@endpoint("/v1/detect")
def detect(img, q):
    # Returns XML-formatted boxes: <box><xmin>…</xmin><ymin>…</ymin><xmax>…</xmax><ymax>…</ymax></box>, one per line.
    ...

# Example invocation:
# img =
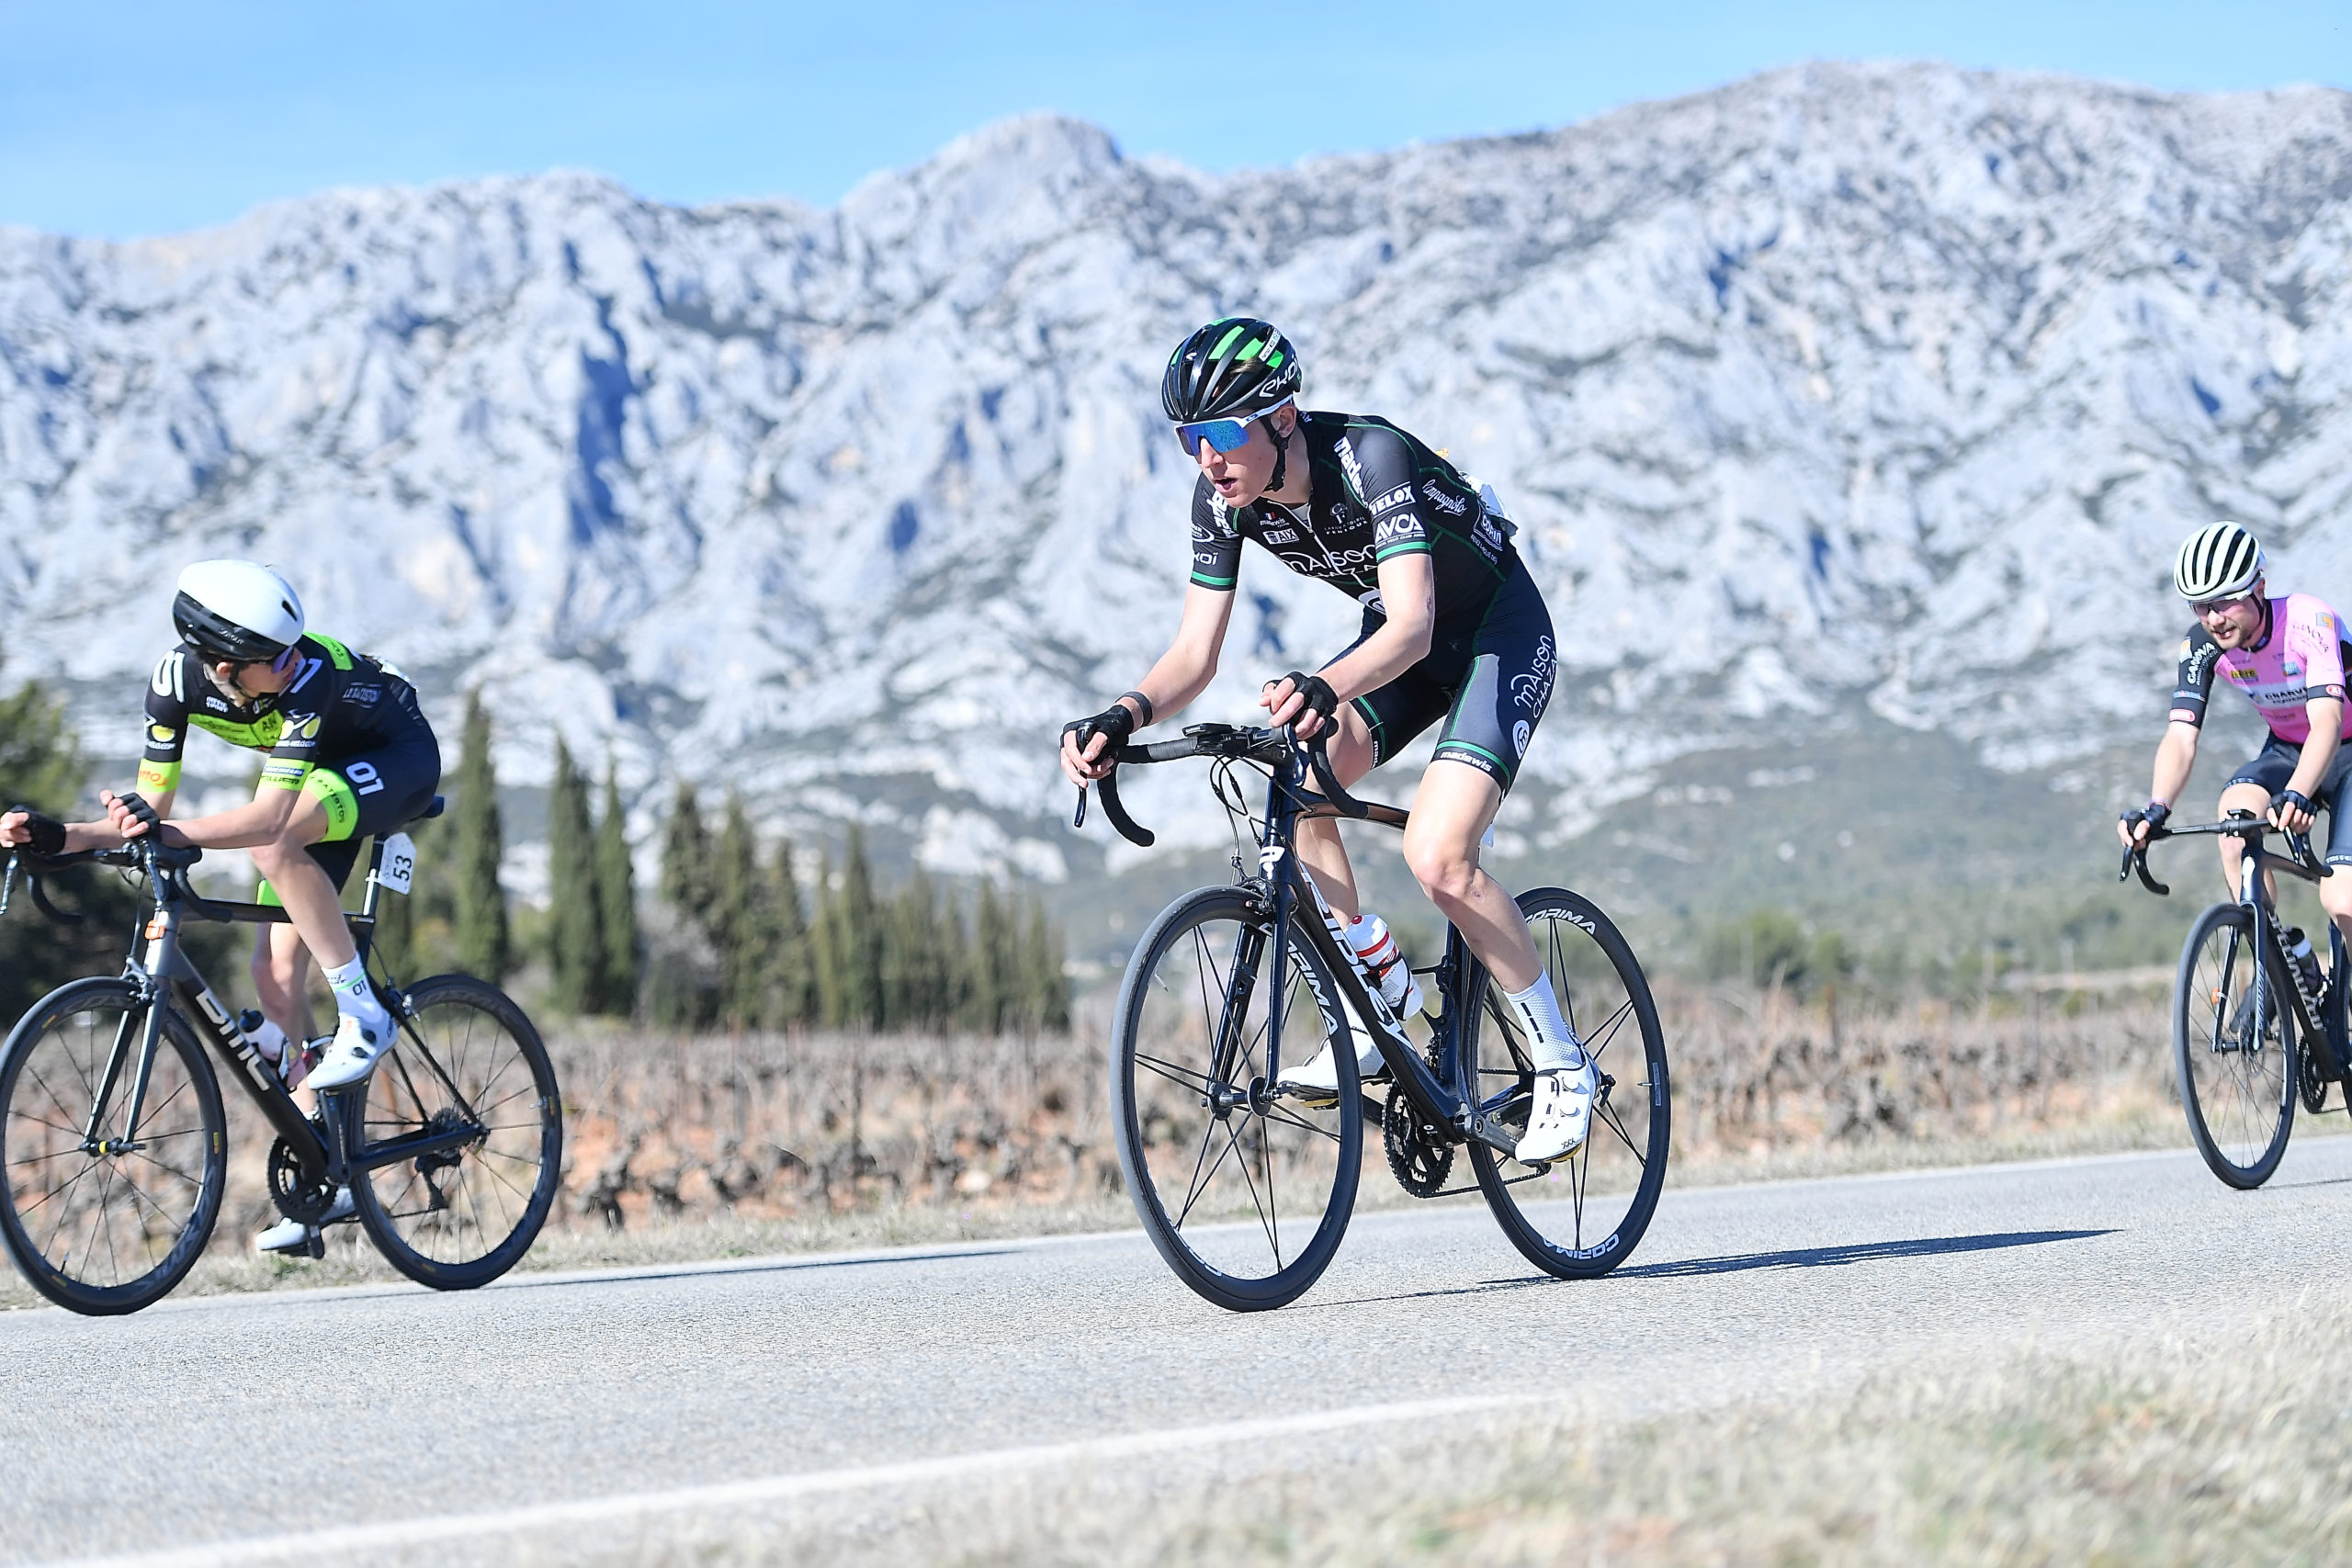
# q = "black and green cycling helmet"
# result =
<box><xmin>1161</xmin><ymin>318</ymin><xmax>1302</xmax><ymax>425</ymax></box>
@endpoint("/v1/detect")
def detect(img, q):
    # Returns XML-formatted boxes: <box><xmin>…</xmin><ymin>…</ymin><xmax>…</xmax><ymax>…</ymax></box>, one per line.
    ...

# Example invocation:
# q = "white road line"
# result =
<box><xmin>35</xmin><ymin>1393</ymin><xmax>1556</xmax><ymax>1568</ymax></box>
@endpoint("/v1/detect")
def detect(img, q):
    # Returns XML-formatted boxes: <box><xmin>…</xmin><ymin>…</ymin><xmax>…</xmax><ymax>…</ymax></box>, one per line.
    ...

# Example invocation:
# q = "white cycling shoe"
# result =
<box><xmin>1275</xmin><ymin>1027</ymin><xmax>1388</xmax><ymax>1104</ymax></box>
<box><xmin>305</xmin><ymin>1011</ymin><xmax>393</xmax><ymax>1091</ymax></box>
<box><xmin>255</xmin><ymin>1187</ymin><xmax>355</xmax><ymax>1255</ymax></box>
<box><xmin>1517</xmin><ymin>1057</ymin><xmax>1600</xmax><ymax>1164</ymax></box>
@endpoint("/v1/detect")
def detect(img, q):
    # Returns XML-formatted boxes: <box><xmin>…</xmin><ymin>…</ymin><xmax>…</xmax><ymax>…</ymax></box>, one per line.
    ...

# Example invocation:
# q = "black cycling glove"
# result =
<box><xmin>2277</xmin><ymin>789</ymin><xmax>2316</xmax><ymax>821</ymax></box>
<box><xmin>7</xmin><ymin>806</ymin><xmax>64</xmax><ymax>858</ymax></box>
<box><xmin>1275</xmin><ymin>671</ymin><xmax>1340</xmax><ymax>726</ymax></box>
<box><xmin>1062</xmin><ymin>703</ymin><xmax>1136</xmax><ymax>760</ymax></box>
<box><xmin>115</xmin><ymin>792</ymin><xmax>161</xmax><ymax>836</ymax></box>
<box><xmin>2120</xmin><ymin>801</ymin><xmax>2170</xmax><ymax>837</ymax></box>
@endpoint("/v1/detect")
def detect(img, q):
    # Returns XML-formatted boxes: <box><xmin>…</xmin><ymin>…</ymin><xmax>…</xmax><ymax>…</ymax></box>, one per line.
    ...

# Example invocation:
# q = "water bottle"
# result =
<box><xmin>2286</xmin><ymin>927</ymin><xmax>2324</xmax><ymax>1000</ymax></box>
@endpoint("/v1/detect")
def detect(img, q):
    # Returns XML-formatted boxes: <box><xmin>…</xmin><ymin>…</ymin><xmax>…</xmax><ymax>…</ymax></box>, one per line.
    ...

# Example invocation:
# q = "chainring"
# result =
<box><xmin>2301</xmin><ymin>1043</ymin><xmax>2333</xmax><ymax>1115</ymax></box>
<box><xmin>267</xmin><ymin>1135</ymin><xmax>339</xmax><ymax>1225</ymax></box>
<box><xmin>1383</xmin><ymin>1081</ymin><xmax>1453</xmax><ymax>1198</ymax></box>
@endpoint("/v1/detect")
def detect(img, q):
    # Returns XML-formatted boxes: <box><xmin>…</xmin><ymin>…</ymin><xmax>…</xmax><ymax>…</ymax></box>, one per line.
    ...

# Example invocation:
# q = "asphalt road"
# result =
<box><xmin>6</xmin><ymin>1136</ymin><xmax>2351</xmax><ymax>1567</ymax></box>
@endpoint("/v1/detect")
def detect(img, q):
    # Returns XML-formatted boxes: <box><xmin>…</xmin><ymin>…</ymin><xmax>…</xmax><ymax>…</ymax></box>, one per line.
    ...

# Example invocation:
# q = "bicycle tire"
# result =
<box><xmin>0</xmin><ymin>978</ymin><xmax>226</xmax><ymax>1315</ymax></box>
<box><xmin>2175</xmin><ymin>903</ymin><xmax>2296</xmax><ymax>1188</ymax></box>
<box><xmin>1110</xmin><ymin>885</ymin><xmax>1363</xmax><ymax>1312</ymax></box>
<box><xmin>1465</xmin><ymin>888</ymin><xmax>1669</xmax><ymax>1279</ymax></box>
<box><xmin>347</xmin><ymin>974</ymin><xmax>562</xmax><ymax>1289</ymax></box>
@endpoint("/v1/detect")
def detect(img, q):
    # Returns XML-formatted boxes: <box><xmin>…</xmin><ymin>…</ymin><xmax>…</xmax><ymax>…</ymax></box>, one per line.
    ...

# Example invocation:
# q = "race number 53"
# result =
<box><xmin>379</xmin><ymin>832</ymin><xmax>416</xmax><ymax>895</ymax></box>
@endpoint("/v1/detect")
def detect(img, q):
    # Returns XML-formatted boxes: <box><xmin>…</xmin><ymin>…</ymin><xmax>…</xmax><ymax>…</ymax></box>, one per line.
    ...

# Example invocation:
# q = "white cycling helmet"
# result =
<box><xmin>171</xmin><ymin>560</ymin><xmax>305</xmax><ymax>663</ymax></box>
<box><xmin>2174</xmin><ymin>521</ymin><xmax>2266</xmax><ymax>602</ymax></box>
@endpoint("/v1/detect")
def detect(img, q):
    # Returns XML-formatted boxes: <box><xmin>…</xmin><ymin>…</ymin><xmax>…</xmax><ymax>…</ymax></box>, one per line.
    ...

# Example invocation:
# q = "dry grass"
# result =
<box><xmin>565</xmin><ymin>1292</ymin><xmax>2352</xmax><ymax>1568</ymax></box>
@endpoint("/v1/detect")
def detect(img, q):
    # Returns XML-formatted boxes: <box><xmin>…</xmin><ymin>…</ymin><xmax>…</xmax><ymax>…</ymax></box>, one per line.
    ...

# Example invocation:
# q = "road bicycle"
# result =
<box><xmin>0</xmin><ymin>799</ymin><xmax>563</xmax><ymax>1314</ymax></box>
<box><xmin>1077</xmin><ymin>722</ymin><xmax>1669</xmax><ymax>1312</ymax></box>
<box><xmin>2123</xmin><ymin>810</ymin><xmax>2351</xmax><ymax>1188</ymax></box>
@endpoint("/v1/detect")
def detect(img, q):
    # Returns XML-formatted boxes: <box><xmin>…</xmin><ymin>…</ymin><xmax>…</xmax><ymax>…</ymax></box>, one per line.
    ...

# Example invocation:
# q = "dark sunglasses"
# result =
<box><xmin>1174</xmin><ymin>395</ymin><xmax>1294</xmax><ymax>458</ymax></box>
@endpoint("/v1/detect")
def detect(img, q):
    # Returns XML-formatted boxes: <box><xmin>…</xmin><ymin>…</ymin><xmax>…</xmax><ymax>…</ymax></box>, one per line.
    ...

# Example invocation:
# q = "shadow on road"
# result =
<box><xmin>1620</xmin><ymin>1228</ymin><xmax>2115</xmax><ymax>1279</ymax></box>
<box><xmin>1305</xmin><ymin>1229</ymin><xmax>2118</xmax><ymax>1310</ymax></box>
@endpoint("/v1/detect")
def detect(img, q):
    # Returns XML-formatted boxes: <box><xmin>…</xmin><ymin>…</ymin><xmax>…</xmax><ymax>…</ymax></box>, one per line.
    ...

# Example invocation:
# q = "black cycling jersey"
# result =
<box><xmin>1188</xmin><ymin>412</ymin><xmax>1518</xmax><ymax>623</ymax></box>
<box><xmin>140</xmin><ymin>633</ymin><xmax>439</xmax><ymax>891</ymax></box>
<box><xmin>140</xmin><ymin>633</ymin><xmax>430</xmax><ymax>796</ymax></box>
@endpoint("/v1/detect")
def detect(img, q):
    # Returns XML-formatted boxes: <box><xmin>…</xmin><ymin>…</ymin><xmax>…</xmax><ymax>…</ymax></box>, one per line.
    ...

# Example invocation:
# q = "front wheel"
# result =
<box><xmin>1465</xmin><ymin>888</ymin><xmax>1670</xmax><ymax>1278</ymax></box>
<box><xmin>347</xmin><ymin>974</ymin><xmax>563</xmax><ymax>1289</ymax></box>
<box><xmin>0</xmin><ymin>979</ymin><xmax>226</xmax><ymax>1314</ymax></box>
<box><xmin>2175</xmin><ymin>903</ymin><xmax>2295</xmax><ymax>1188</ymax></box>
<box><xmin>1110</xmin><ymin>886</ymin><xmax>1363</xmax><ymax>1312</ymax></box>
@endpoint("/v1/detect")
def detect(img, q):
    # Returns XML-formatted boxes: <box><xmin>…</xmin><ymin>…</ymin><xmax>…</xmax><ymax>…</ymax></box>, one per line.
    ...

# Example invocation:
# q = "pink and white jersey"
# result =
<box><xmin>2172</xmin><ymin>592</ymin><xmax>2352</xmax><ymax>745</ymax></box>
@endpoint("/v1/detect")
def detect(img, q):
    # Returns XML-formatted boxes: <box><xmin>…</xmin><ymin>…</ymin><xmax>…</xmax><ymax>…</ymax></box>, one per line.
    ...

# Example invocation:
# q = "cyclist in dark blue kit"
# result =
<box><xmin>1060</xmin><ymin>319</ymin><xmax>1596</xmax><ymax>1161</ymax></box>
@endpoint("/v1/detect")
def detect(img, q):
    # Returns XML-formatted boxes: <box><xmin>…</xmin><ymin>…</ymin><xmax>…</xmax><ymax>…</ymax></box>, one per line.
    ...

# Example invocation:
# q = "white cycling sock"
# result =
<box><xmin>322</xmin><ymin>956</ymin><xmax>388</xmax><ymax>1031</ymax></box>
<box><xmin>1504</xmin><ymin>973</ymin><xmax>1585</xmax><ymax>1072</ymax></box>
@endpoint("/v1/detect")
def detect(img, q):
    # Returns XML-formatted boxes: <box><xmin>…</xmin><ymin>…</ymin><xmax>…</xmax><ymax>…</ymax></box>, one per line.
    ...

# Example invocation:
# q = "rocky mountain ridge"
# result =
<box><xmin>3</xmin><ymin>61</ymin><xmax>2347</xmax><ymax>878</ymax></box>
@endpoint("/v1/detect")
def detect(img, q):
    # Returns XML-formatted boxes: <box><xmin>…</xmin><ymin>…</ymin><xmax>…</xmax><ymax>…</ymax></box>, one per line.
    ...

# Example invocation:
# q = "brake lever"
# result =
<box><xmin>1072</xmin><ymin>785</ymin><xmax>1089</xmax><ymax>830</ymax></box>
<box><xmin>1</xmin><ymin>853</ymin><xmax>15</xmax><ymax>919</ymax></box>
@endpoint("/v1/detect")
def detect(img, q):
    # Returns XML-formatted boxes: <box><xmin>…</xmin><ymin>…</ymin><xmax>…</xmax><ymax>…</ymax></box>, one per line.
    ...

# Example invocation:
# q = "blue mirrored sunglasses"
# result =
<box><xmin>1174</xmin><ymin>395</ymin><xmax>1294</xmax><ymax>457</ymax></box>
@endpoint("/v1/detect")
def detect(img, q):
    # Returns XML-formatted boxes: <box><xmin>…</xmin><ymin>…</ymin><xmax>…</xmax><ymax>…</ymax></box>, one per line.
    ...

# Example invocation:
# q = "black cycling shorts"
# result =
<box><xmin>258</xmin><ymin>725</ymin><xmax>443</xmax><ymax>899</ymax></box>
<box><xmin>2225</xmin><ymin>735</ymin><xmax>2352</xmax><ymax>867</ymax></box>
<box><xmin>1325</xmin><ymin>559</ymin><xmax>1555</xmax><ymax>793</ymax></box>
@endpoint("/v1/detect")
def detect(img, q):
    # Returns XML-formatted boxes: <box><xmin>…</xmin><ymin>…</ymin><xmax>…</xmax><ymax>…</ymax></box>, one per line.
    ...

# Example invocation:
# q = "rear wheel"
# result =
<box><xmin>1111</xmin><ymin>886</ymin><xmax>1362</xmax><ymax>1312</ymax></box>
<box><xmin>0</xmin><ymin>979</ymin><xmax>225</xmax><ymax>1314</ymax></box>
<box><xmin>347</xmin><ymin>975</ymin><xmax>562</xmax><ymax>1288</ymax></box>
<box><xmin>2175</xmin><ymin>903</ymin><xmax>2295</xmax><ymax>1188</ymax></box>
<box><xmin>1465</xmin><ymin>889</ymin><xmax>1669</xmax><ymax>1278</ymax></box>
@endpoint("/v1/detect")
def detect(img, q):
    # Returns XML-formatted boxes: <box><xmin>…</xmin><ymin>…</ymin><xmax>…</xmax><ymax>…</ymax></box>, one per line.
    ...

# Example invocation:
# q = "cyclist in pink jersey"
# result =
<box><xmin>2120</xmin><ymin>522</ymin><xmax>2352</xmax><ymax>944</ymax></box>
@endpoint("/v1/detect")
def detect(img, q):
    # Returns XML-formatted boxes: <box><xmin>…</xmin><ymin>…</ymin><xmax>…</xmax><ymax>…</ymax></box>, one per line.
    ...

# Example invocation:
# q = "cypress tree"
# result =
<box><xmin>452</xmin><ymin>690</ymin><xmax>511</xmax><ymax>982</ymax></box>
<box><xmin>594</xmin><ymin>761</ymin><xmax>639</xmax><ymax>1016</ymax></box>
<box><xmin>1024</xmin><ymin>895</ymin><xmax>1070</xmax><ymax>1032</ymax></box>
<box><xmin>967</xmin><ymin>880</ymin><xmax>1015</xmax><ymax>1034</ymax></box>
<box><xmin>839</xmin><ymin>827</ymin><xmax>884</xmax><ymax>1030</ymax></box>
<box><xmin>938</xmin><ymin>888</ymin><xmax>975</xmax><ymax>1032</ymax></box>
<box><xmin>0</xmin><ymin>673</ymin><xmax>145</xmax><ymax>1021</ymax></box>
<box><xmin>882</xmin><ymin>872</ymin><xmax>945</xmax><ymax>1032</ymax></box>
<box><xmin>767</xmin><ymin>839</ymin><xmax>817</xmax><ymax>1028</ymax></box>
<box><xmin>709</xmin><ymin>793</ymin><xmax>769</xmax><ymax>1029</ymax></box>
<box><xmin>545</xmin><ymin>738</ymin><xmax>605</xmax><ymax>1014</ymax></box>
<box><xmin>811</xmin><ymin>851</ymin><xmax>842</xmax><ymax>1026</ymax></box>
<box><xmin>658</xmin><ymin>778</ymin><xmax>714</xmax><ymax>928</ymax></box>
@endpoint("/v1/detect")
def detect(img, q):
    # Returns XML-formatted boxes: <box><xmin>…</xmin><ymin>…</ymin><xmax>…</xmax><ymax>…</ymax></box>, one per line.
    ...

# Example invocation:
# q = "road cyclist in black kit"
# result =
<box><xmin>1059</xmin><ymin>318</ymin><xmax>1594</xmax><ymax>1163</ymax></box>
<box><xmin>0</xmin><ymin>559</ymin><xmax>441</xmax><ymax>1253</ymax></box>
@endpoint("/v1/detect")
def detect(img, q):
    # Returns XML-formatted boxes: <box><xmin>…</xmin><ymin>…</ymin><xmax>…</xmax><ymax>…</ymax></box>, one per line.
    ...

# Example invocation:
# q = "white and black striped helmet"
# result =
<box><xmin>172</xmin><ymin>559</ymin><xmax>305</xmax><ymax>662</ymax></box>
<box><xmin>2174</xmin><ymin>522</ymin><xmax>2266</xmax><ymax>602</ymax></box>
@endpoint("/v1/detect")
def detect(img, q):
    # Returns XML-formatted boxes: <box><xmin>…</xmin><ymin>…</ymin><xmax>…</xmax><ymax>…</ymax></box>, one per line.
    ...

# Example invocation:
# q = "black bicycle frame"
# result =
<box><xmin>2134</xmin><ymin>814</ymin><xmax>2351</xmax><ymax>1081</ymax></box>
<box><xmin>31</xmin><ymin>829</ymin><xmax>478</xmax><ymax>1187</ymax></box>
<box><xmin>1251</xmin><ymin>747</ymin><xmax>1522</xmax><ymax>1158</ymax></box>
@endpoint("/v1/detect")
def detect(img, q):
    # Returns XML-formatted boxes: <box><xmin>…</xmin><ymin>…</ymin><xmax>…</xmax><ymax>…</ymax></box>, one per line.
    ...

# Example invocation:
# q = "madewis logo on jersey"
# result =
<box><xmin>1336</xmin><ymin>435</ymin><xmax>1366</xmax><ymax>497</ymax></box>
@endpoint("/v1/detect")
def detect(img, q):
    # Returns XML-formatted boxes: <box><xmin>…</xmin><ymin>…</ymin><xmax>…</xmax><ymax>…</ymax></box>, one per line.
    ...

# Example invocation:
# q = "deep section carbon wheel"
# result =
<box><xmin>2175</xmin><ymin>904</ymin><xmax>2295</xmax><ymax>1188</ymax></box>
<box><xmin>1465</xmin><ymin>888</ymin><xmax>1669</xmax><ymax>1279</ymax></box>
<box><xmin>1110</xmin><ymin>886</ymin><xmax>1363</xmax><ymax>1312</ymax></box>
<box><xmin>0</xmin><ymin>978</ymin><xmax>225</xmax><ymax>1314</ymax></box>
<box><xmin>347</xmin><ymin>974</ymin><xmax>562</xmax><ymax>1289</ymax></box>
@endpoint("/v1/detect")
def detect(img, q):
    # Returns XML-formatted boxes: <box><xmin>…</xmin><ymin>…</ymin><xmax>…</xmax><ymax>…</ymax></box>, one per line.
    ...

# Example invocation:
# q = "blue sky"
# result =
<box><xmin>4</xmin><ymin>0</ymin><xmax>2347</xmax><ymax>239</ymax></box>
